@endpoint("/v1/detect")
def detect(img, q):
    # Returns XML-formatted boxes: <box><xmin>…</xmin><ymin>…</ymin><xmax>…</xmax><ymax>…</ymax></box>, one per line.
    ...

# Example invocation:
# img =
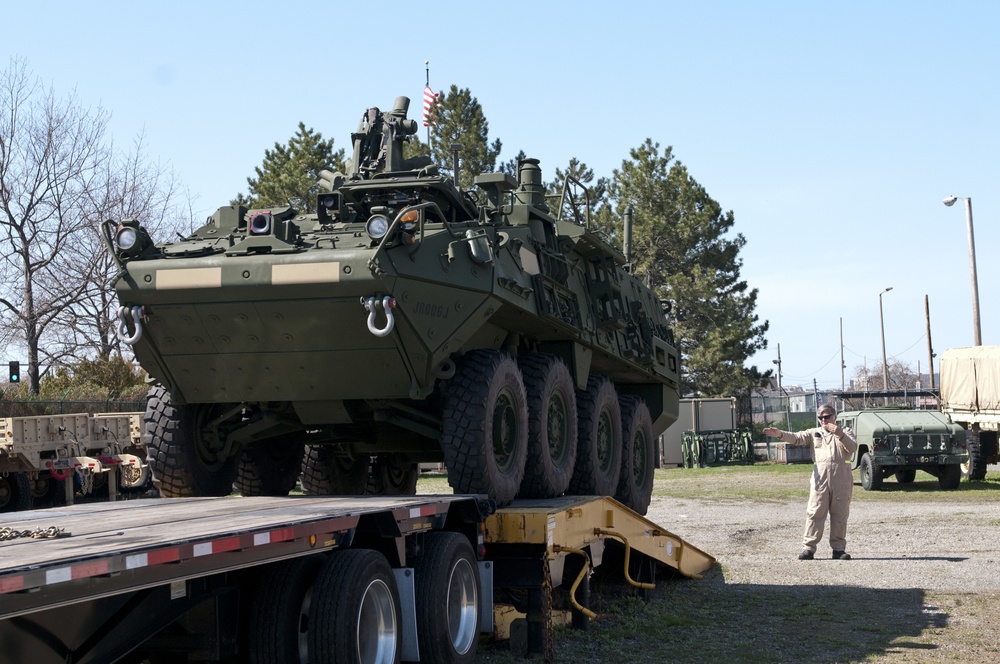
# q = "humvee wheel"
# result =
<box><xmin>859</xmin><ymin>452</ymin><xmax>883</xmax><ymax>491</ymax></box>
<box><xmin>569</xmin><ymin>375</ymin><xmax>623</xmax><ymax>497</ymax></box>
<box><xmin>0</xmin><ymin>472</ymin><xmax>33</xmax><ymax>512</ymax></box>
<box><xmin>616</xmin><ymin>396</ymin><xmax>655</xmax><ymax>515</ymax></box>
<box><xmin>366</xmin><ymin>454</ymin><xmax>418</xmax><ymax>496</ymax></box>
<box><xmin>236</xmin><ymin>441</ymin><xmax>305</xmax><ymax>496</ymax></box>
<box><xmin>300</xmin><ymin>445</ymin><xmax>369</xmax><ymax>495</ymax></box>
<box><xmin>442</xmin><ymin>350</ymin><xmax>528</xmax><ymax>506</ymax></box>
<box><xmin>517</xmin><ymin>353</ymin><xmax>578</xmax><ymax>498</ymax></box>
<box><xmin>894</xmin><ymin>469</ymin><xmax>916</xmax><ymax>484</ymax></box>
<box><xmin>143</xmin><ymin>386</ymin><xmax>241</xmax><ymax>497</ymax></box>
<box><xmin>939</xmin><ymin>464</ymin><xmax>962</xmax><ymax>490</ymax></box>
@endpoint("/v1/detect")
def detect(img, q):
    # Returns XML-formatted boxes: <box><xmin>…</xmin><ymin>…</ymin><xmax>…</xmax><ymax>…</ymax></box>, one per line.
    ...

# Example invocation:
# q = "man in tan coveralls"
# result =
<box><xmin>763</xmin><ymin>404</ymin><xmax>858</xmax><ymax>560</ymax></box>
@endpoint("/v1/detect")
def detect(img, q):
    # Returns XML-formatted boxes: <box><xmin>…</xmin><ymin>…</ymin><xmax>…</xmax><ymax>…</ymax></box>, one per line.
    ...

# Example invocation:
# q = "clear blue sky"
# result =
<box><xmin>6</xmin><ymin>0</ymin><xmax>998</xmax><ymax>390</ymax></box>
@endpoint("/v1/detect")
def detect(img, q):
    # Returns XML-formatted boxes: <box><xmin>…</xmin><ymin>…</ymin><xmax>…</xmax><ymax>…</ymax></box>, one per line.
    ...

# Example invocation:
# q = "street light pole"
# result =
<box><xmin>879</xmin><ymin>287</ymin><xmax>893</xmax><ymax>404</ymax></box>
<box><xmin>943</xmin><ymin>196</ymin><xmax>982</xmax><ymax>346</ymax></box>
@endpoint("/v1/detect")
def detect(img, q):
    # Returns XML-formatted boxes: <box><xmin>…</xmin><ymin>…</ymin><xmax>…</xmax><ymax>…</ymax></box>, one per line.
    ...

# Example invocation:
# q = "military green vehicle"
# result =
<box><xmin>838</xmin><ymin>409</ymin><xmax>968</xmax><ymax>490</ymax></box>
<box><xmin>103</xmin><ymin>96</ymin><xmax>680</xmax><ymax>512</ymax></box>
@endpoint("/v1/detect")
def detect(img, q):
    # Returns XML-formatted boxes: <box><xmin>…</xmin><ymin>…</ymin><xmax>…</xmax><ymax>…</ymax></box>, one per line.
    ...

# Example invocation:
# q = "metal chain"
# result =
<box><xmin>0</xmin><ymin>526</ymin><xmax>69</xmax><ymax>541</ymax></box>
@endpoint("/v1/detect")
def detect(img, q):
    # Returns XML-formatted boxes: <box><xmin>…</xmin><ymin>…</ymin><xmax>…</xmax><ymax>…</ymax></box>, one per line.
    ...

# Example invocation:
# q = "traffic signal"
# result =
<box><xmin>8</xmin><ymin>361</ymin><xmax>19</xmax><ymax>383</ymax></box>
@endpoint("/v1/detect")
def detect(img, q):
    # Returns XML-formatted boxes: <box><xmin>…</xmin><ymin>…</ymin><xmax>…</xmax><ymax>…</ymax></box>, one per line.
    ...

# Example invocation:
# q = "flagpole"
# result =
<box><xmin>424</xmin><ymin>60</ymin><xmax>430</xmax><ymax>147</ymax></box>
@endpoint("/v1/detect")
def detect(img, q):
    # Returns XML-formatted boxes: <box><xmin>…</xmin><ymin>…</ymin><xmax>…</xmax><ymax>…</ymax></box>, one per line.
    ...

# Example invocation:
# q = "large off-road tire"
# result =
<box><xmin>0</xmin><ymin>472</ymin><xmax>33</xmax><ymax>512</ymax></box>
<box><xmin>895</xmin><ymin>469</ymin><xmax>917</xmax><ymax>484</ymax></box>
<box><xmin>569</xmin><ymin>375</ymin><xmax>622</xmax><ymax>497</ymax></box>
<box><xmin>616</xmin><ymin>396</ymin><xmax>655</xmax><ymax>515</ymax></box>
<box><xmin>300</xmin><ymin>445</ymin><xmax>369</xmax><ymax>495</ymax></box>
<box><xmin>860</xmin><ymin>452</ymin><xmax>883</xmax><ymax>491</ymax></box>
<box><xmin>366</xmin><ymin>454</ymin><xmax>418</xmax><ymax>496</ymax></box>
<box><xmin>236</xmin><ymin>441</ymin><xmax>305</xmax><ymax>496</ymax></box>
<box><xmin>939</xmin><ymin>464</ymin><xmax>962</xmax><ymax>490</ymax></box>
<box><xmin>248</xmin><ymin>555</ymin><xmax>324</xmax><ymax>664</ymax></box>
<box><xmin>963</xmin><ymin>431</ymin><xmax>995</xmax><ymax>480</ymax></box>
<box><xmin>144</xmin><ymin>385</ymin><xmax>240</xmax><ymax>497</ymax></box>
<box><xmin>309</xmin><ymin>549</ymin><xmax>401</xmax><ymax>664</ymax></box>
<box><xmin>517</xmin><ymin>353</ymin><xmax>578</xmax><ymax>499</ymax></box>
<box><xmin>414</xmin><ymin>532</ymin><xmax>480</xmax><ymax>664</ymax></box>
<box><xmin>441</xmin><ymin>350</ymin><xmax>528</xmax><ymax>506</ymax></box>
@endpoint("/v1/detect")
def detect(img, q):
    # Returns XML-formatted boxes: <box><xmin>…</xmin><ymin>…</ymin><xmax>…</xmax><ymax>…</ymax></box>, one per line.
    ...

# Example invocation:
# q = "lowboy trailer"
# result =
<box><xmin>0</xmin><ymin>494</ymin><xmax>714</xmax><ymax>663</ymax></box>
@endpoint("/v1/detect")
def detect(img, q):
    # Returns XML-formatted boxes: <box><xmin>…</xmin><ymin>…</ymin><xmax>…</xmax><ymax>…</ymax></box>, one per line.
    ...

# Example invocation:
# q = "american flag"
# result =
<box><xmin>422</xmin><ymin>85</ymin><xmax>439</xmax><ymax>127</ymax></box>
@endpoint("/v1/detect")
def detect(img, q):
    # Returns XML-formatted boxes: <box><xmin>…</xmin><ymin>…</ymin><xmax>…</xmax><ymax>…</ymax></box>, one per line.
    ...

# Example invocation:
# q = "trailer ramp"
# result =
<box><xmin>484</xmin><ymin>495</ymin><xmax>715</xmax><ymax>659</ymax></box>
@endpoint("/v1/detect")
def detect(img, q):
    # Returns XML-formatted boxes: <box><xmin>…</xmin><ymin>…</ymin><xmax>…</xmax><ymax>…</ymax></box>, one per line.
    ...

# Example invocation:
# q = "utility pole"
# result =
<box><xmin>840</xmin><ymin>317</ymin><xmax>846</xmax><ymax>391</ymax></box>
<box><xmin>925</xmin><ymin>295</ymin><xmax>935</xmax><ymax>390</ymax></box>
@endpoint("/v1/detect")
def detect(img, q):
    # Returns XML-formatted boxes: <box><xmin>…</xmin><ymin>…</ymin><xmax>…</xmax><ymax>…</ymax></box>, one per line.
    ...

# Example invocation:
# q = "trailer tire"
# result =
<box><xmin>569</xmin><ymin>375</ymin><xmax>622</xmax><ymax>497</ymax></box>
<box><xmin>963</xmin><ymin>431</ymin><xmax>995</xmax><ymax>480</ymax></box>
<box><xmin>300</xmin><ymin>445</ymin><xmax>369</xmax><ymax>495</ymax></box>
<box><xmin>517</xmin><ymin>353</ymin><xmax>578</xmax><ymax>499</ymax></box>
<box><xmin>442</xmin><ymin>350</ymin><xmax>528</xmax><ymax>507</ymax></box>
<box><xmin>616</xmin><ymin>396</ymin><xmax>655</xmax><ymax>515</ymax></box>
<box><xmin>0</xmin><ymin>472</ymin><xmax>33</xmax><ymax>512</ymax></box>
<box><xmin>366</xmin><ymin>454</ymin><xmax>418</xmax><ymax>495</ymax></box>
<box><xmin>310</xmin><ymin>549</ymin><xmax>401</xmax><ymax>664</ymax></box>
<box><xmin>29</xmin><ymin>474</ymin><xmax>65</xmax><ymax>507</ymax></box>
<box><xmin>414</xmin><ymin>532</ymin><xmax>480</xmax><ymax>663</ymax></box>
<box><xmin>144</xmin><ymin>385</ymin><xmax>240</xmax><ymax>497</ymax></box>
<box><xmin>236</xmin><ymin>441</ymin><xmax>305</xmax><ymax>496</ymax></box>
<box><xmin>895</xmin><ymin>469</ymin><xmax>916</xmax><ymax>484</ymax></box>
<box><xmin>939</xmin><ymin>464</ymin><xmax>962</xmax><ymax>490</ymax></box>
<box><xmin>860</xmin><ymin>452</ymin><xmax>883</xmax><ymax>491</ymax></box>
<box><xmin>249</xmin><ymin>555</ymin><xmax>324</xmax><ymax>664</ymax></box>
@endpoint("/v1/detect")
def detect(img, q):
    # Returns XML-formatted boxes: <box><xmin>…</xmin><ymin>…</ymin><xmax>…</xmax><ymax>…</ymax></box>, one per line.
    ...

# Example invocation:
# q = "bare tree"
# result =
<box><xmin>852</xmin><ymin>359</ymin><xmax>919</xmax><ymax>391</ymax></box>
<box><xmin>0</xmin><ymin>58</ymin><xmax>110</xmax><ymax>392</ymax></box>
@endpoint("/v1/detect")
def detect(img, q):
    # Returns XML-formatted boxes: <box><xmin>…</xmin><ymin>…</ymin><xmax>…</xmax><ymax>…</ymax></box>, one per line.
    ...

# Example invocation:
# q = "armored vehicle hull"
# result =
<box><xmin>106</xmin><ymin>97</ymin><xmax>680</xmax><ymax>511</ymax></box>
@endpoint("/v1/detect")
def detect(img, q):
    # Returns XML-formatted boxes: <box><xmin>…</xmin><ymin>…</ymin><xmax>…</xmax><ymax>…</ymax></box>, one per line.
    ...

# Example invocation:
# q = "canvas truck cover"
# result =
<box><xmin>939</xmin><ymin>346</ymin><xmax>1000</xmax><ymax>414</ymax></box>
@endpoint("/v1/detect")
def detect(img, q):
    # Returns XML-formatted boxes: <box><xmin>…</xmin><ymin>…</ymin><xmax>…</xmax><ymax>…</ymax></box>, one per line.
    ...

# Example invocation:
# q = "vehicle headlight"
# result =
<box><xmin>366</xmin><ymin>214</ymin><xmax>390</xmax><ymax>240</ymax></box>
<box><xmin>116</xmin><ymin>226</ymin><xmax>138</xmax><ymax>252</ymax></box>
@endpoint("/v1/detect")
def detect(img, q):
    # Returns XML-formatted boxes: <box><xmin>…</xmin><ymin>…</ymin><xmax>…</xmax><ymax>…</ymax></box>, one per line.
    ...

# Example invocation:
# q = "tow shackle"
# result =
<box><xmin>362</xmin><ymin>296</ymin><xmax>396</xmax><ymax>337</ymax></box>
<box><xmin>115</xmin><ymin>306</ymin><xmax>144</xmax><ymax>345</ymax></box>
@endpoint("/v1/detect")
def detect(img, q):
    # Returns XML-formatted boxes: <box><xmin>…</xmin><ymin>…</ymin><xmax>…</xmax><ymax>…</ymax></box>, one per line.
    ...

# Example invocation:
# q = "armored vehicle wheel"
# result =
<box><xmin>859</xmin><ymin>452</ymin><xmax>883</xmax><ymax>491</ymax></box>
<box><xmin>413</xmin><ymin>532</ymin><xmax>481</xmax><ymax>663</ymax></box>
<box><xmin>0</xmin><ymin>472</ymin><xmax>33</xmax><ymax>512</ymax></box>
<box><xmin>143</xmin><ymin>385</ymin><xmax>240</xmax><ymax>497</ymax></box>
<box><xmin>366</xmin><ymin>454</ymin><xmax>418</xmax><ymax>496</ymax></box>
<box><xmin>236</xmin><ymin>441</ymin><xmax>305</xmax><ymax>496</ymax></box>
<box><xmin>442</xmin><ymin>350</ymin><xmax>528</xmax><ymax>506</ymax></box>
<box><xmin>894</xmin><ymin>469</ymin><xmax>916</xmax><ymax>484</ymax></box>
<box><xmin>300</xmin><ymin>445</ymin><xmax>370</xmax><ymax>495</ymax></box>
<box><xmin>249</xmin><ymin>555</ymin><xmax>324</xmax><ymax>664</ymax></box>
<box><xmin>939</xmin><ymin>464</ymin><xmax>962</xmax><ymax>490</ymax></box>
<box><xmin>569</xmin><ymin>375</ymin><xmax>623</xmax><ymax>497</ymax></box>
<box><xmin>517</xmin><ymin>353</ymin><xmax>578</xmax><ymax>498</ymax></box>
<box><xmin>616</xmin><ymin>396</ymin><xmax>655</xmax><ymax>515</ymax></box>
<box><xmin>309</xmin><ymin>549</ymin><xmax>401</xmax><ymax>664</ymax></box>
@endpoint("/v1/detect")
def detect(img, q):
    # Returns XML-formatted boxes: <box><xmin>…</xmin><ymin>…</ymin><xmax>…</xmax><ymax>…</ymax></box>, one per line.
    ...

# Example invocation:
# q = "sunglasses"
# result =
<box><xmin>818</xmin><ymin>414</ymin><xmax>834</xmax><ymax>420</ymax></box>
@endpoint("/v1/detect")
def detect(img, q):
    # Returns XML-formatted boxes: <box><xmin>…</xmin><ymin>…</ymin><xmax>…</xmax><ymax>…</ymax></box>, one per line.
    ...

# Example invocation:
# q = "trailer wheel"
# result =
<box><xmin>300</xmin><ymin>445</ymin><xmax>369</xmax><ymax>495</ymax></box>
<box><xmin>236</xmin><ymin>441</ymin><xmax>305</xmax><ymax>496</ymax></box>
<box><xmin>569</xmin><ymin>375</ymin><xmax>622</xmax><ymax>497</ymax></box>
<box><xmin>249</xmin><ymin>555</ymin><xmax>324</xmax><ymax>664</ymax></box>
<box><xmin>367</xmin><ymin>454</ymin><xmax>418</xmax><ymax>495</ymax></box>
<box><xmin>442</xmin><ymin>350</ymin><xmax>528</xmax><ymax>506</ymax></box>
<box><xmin>894</xmin><ymin>469</ymin><xmax>916</xmax><ymax>484</ymax></box>
<box><xmin>860</xmin><ymin>452</ymin><xmax>883</xmax><ymax>491</ymax></box>
<box><xmin>616</xmin><ymin>396</ymin><xmax>654</xmax><ymax>515</ymax></box>
<box><xmin>962</xmin><ymin>431</ymin><xmax>994</xmax><ymax>480</ymax></box>
<box><xmin>0</xmin><ymin>472</ymin><xmax>33</xmax><ymax>512</ymax></box>
<box><xmin>517</xmin><ymin>353</ymin><xmax>578</xmax><ymax>498</ymax></box>
<box><xmin>414</xmin><ymin>532</ymin><xmax>480</xmax><ymax>663</ymax></box>
<box><xmin>119</xmin><ymin>461</ymin><xmax>151</xmax><ymax>492</ymax></box>
<box><xmin>310</xmin><ymin>549</ymin><xmax>401</xmax><ymax>664</ymax></box>
<box><xmin>29</xmin><ymin>474</ymin><xmax>65</xmax><ymax>507</ymax></box>
<box><xmin>939</xmin><ymin>464</ymin><xmax>962</xmax><ymax>490</ymax></box>
<box><xmin>144</xmin><ymin>385</ymin><xmax>240</xmax><ymax>497</ymax></box>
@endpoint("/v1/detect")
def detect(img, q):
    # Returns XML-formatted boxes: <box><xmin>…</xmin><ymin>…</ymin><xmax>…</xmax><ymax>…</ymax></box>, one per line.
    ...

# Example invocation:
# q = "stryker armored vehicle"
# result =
<box><xmin>838</xmin><ymin>409</ymin><xmax>968</xmax><ymax>490</ymax></box>
<box><xmin>103</xmin><ymin>96</ymin><xmax>680</xmax><ymax>512</ymax></box>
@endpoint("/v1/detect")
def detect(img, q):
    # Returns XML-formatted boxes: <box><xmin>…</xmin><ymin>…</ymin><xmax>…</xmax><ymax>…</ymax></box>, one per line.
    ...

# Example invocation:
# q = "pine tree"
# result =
<box><xmin>608</xmin><ymin>139</ymin><xmax>769</xmax><ymax>397</ymax></box>
<box><xmin>425</xmin><ymin>86</ymin><xmax>501</xmax><ymax>190</ymax></box>
<box><xmin>241</xmin><ymin>123</ymin><xmax>345</xmax><ymax>213</ymax></box>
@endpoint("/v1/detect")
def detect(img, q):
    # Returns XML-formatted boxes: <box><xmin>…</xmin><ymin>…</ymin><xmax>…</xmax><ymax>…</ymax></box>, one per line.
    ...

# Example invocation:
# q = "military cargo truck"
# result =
<box><xmin>939</xmin><ymin>346</ymin><xmax>1000</xmax><ymax>479</ymax></box>
<box><xmin>103</xmin><ymin>96</ymin><xmax>680</xmax><ymax>512</ymax></box>
<box><xmin>838</xmin><ymin>409</ymin><xmax>968</xmax><ymax>490</ymax></box>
